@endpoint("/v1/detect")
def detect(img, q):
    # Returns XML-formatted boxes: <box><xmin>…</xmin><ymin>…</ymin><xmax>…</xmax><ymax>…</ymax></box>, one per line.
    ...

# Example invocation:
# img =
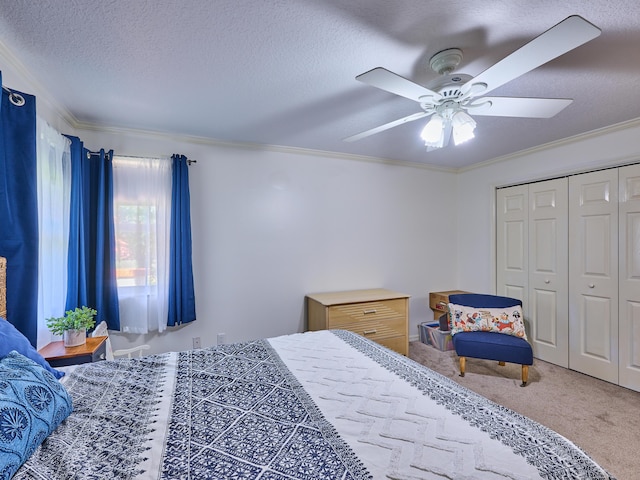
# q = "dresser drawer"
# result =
<box><xmin>328</xmin><ymin>299</ymin><xmax>406</xmax><ymax>328</ymax></box>
<box><xmin>329</xmin><ymin>315</ymin><xmax>406</xmax><ymax>339</ymax></box>
<box><xmin>376</xmin><ymin>335</ymin><xmax>409</xmax><ymax>353</ymax></box>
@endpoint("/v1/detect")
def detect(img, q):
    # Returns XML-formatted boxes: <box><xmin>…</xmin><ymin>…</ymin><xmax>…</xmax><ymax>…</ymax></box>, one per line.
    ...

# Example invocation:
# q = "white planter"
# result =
<box><xmin>63</xmin><ymin>328</ymin><xmax>86</xmax><ymax>347</ymax></box>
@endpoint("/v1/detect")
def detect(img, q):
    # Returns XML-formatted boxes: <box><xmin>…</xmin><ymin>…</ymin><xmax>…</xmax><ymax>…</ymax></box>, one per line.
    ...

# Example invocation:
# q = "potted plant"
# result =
<box><xmin>46</xmin><ymin>306</ymin><xmax>97</xmax><ymax>347</ymax></box>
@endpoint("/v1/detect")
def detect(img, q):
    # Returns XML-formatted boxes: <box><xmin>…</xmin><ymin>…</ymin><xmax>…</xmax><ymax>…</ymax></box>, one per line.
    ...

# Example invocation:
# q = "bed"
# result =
<box><xmin>0</xmin><ymin>257</ymin><xmax>615</xmax><ymax>479</ymax></box>
<box><xmin>1</xmin><ymin>328</ymin><xmax>613</xmax><ymax>480</ymax></box>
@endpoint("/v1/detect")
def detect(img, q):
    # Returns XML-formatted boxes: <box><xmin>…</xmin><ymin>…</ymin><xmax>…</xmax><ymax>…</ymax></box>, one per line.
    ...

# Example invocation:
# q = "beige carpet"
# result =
<box><xmin>409</xmin><ymin>340</ymin><xmax>640</xmax><ymax>480</ymax></box>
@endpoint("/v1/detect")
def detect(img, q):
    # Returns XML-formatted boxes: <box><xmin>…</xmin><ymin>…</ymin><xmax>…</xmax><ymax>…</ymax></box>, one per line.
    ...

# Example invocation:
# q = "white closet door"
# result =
<box><xmin>529</xmin><ymin>178</ymin><xmax>568</xmax><ymax>367</ymax></box>
<box><xmin>496</xmin><ymin>185</ymin><xmax>528</xmax><ymax>305</ymax></box>
<box><xmin>569</xmin><ymin>169</ymin><xmax>619</xmax><ymax>383</ymax></box>
<box><xmin>619</xmin><ymin>163</ymin><xmax>640</xmax><ymax>390</ymax></box>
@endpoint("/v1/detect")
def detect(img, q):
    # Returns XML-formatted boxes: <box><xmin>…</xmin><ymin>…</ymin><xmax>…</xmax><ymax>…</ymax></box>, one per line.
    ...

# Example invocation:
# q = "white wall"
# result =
<box><xmin>82</xmin><ymin>119</ymin><xmax>640</xmax><ymax>355</ymax></box>
<box><xmin>455</xmin><ymin>120</ymin><xmax>640</xmax><ymax>295</ymax></box>
<box><xmin>76</xmin><ymin>128</ymin><xmax>459</xmax><ymax>354</ymax></box>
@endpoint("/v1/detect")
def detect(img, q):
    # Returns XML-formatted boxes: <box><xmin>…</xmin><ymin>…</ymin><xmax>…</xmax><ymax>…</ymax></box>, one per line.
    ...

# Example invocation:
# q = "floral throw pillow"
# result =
<box><xmin>448</xmin><ymin>303</ymin><xmax>528</xmax><ymax>340</ymax></box>
<box><xmin>0</xmin><ymin>351</ymin><xmax>73</xmax><ymax>478</ymax></box>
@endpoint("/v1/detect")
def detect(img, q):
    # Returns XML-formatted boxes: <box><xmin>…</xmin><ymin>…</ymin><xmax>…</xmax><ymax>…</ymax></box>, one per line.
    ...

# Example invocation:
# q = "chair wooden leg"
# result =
<box><xmin>520</xmin><ymin>365</ymin><xmax>529</xmax><ymax>387</ymax></box>
<box><xmin>498</xmin><ymin>361</ymin><xmax>505</xmax><ymax>366</ymax></box>
<box><xmin>459</xmin><ymin>356</ymin><xmax>466</xmax><ymax>377</ymax></box>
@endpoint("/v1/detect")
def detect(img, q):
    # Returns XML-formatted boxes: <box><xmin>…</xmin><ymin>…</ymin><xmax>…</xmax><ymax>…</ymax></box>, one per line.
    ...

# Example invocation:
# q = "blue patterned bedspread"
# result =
<box><xmin>15</xmin><ymin>336</ymin><xmax>369</xmax><ymax>479</ymax></box>
<box><xmin>14</xmin><ymin>330</ymin><xmax>615</xmax><ymax>479</ymax></box>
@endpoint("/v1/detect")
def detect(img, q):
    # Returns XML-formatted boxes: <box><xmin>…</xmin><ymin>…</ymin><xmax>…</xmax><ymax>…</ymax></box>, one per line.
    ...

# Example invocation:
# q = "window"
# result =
<box><xmin>115</xmin><ymin>203</ymin><xmax>159</xmax><ymax>287</ymax></box>
<box><xmin>113</xmin><ymin>156</ymin><xmax>172</xmax><ymax>333</ymax></box>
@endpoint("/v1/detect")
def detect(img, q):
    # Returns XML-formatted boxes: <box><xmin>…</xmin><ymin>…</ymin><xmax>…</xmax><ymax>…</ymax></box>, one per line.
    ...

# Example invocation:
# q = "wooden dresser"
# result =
<box><xmin>306</xmin><ymin>288</ymin><xmax>410</xmax><ymax>355</ymax></box>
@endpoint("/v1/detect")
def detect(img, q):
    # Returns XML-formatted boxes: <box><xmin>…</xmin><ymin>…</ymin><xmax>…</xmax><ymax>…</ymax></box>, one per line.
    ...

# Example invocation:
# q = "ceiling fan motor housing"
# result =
<box><xmin>420</xmin><ymin>73</ymin><xmax>473</xmax><ymax>111</ymax></box>
<box><xmin>429</xmin><ymin>48</ymin><xmax>463</xmax><ymax>75</ymax></box>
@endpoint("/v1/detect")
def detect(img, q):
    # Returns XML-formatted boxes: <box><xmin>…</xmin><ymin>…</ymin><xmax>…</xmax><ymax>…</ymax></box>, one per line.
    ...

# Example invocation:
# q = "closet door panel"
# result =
<box><xmin>496</xmin><ymin>185</ymin><xmax>528</xmax><ymax>307</ymax></box>
<box><xmin>569</xmin><ymin>170</ymin><xmax>618</xmax><ymax>384</ymax></box>
<box><xmin>581</xmin><ymin>295</ymin><xmax>612</xmax><ymax>357</ymax></box>
<box><xmin>619</xmin><ymin>163</ymin><xmax>640</xmax><ymax>391</ymax></box>
<box><xmin>531</xmin><ymin>289</ymin><xmax>557</xmax><ymax>343</ymax></box>
<box><xmin>529</xmin><ymin>178</ymin><xmax>568</xmax><ymax>367</ymax></box>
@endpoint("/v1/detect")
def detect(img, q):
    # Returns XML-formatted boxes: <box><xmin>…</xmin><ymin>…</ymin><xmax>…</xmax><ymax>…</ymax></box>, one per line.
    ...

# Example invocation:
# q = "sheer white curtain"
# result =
<box><xmin>113</xmin><ymin>156</ymin><xmax>172</xmax><ymax>333</ymax></box>
<box><xmin>36</xmin><ymin>117</ymin><xmax>71</xmax><ymax>348</ymax></box>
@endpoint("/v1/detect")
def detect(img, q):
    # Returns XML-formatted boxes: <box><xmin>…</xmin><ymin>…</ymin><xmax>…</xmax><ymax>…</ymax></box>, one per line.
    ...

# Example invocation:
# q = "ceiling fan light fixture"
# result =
<box><xmin>420</xmin><ymin>110</ymin><xmax>475</xmax><ymax>149</ymax></box>
<box><xmin>451</xmin><ymin>110</ymin><xmax>476</xmax><ymax>145</ymax></box>
<box><xmin>420</xmin><ymin>114</ymin><xmax>445</xmax><ymax>147</ymax></box>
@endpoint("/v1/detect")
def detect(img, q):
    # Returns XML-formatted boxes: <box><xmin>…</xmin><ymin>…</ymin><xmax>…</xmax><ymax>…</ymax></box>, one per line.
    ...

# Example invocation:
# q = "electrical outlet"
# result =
<box><xmin>192</xmin><ymin>336</ymin><xmax>201</xmax><ymax>349</ymax></box>
<box><xmin>217</xmin><ymin>333</ymin><xmax>225</xmax><ymax>345</ymax></box>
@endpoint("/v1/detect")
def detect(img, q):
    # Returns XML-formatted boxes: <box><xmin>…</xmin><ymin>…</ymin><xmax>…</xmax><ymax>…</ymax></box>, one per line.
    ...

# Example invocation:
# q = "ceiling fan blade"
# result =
<box><xmin>468</xmin><ymin>97</ymin><xmax>573</xmax><ymax>118</ymax></box>
<box><xmin>356</xmin><ymin>67</ymin><xmax>442</xmax><ymax>103</ymax></box>
<box><xmin>461</xmin><ymin>15</ymin><xmax>601</xmax><ymax>97</ymax></box>
<box><xmin>343</xmin><ymin>111</ymin><xmax>431</xmax><ymax>142</ymax></box>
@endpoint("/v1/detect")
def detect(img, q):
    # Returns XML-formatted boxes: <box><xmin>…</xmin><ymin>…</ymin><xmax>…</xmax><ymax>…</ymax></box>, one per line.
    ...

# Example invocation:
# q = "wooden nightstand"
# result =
<box><xmin>429</xmin><ymin>290</ymin><xmax>471</xmax><ymax>319</ymax></box>
<box><xmin>39</xmin><ymin>336</ymin><xmax>108</xmax><ymax>368</ymax></box>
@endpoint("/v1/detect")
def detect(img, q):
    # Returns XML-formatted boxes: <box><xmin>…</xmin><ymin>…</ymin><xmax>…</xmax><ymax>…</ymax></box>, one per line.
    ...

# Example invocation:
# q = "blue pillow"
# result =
<box><xmin>0</xmin><ymin>318</ymin><xmax>64</xmax><ymax>379</ymax></box>
<box><xmin>0</xmin><ymin>351</ymin><xmax>73</xmax><ymax>478</ymax></box>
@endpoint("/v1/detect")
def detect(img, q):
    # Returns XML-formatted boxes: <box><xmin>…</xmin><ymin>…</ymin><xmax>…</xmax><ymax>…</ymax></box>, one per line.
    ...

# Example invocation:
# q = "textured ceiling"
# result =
<box><xmin>1</xmin><ymin>0</ymin><xmax>639</xmax><ymax>169</ymax></box>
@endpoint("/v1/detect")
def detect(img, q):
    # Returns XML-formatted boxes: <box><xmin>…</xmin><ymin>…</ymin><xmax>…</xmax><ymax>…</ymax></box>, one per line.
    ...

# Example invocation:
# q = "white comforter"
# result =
<box><xmin>271</xmin><ymin>331</ymin><xmax>545</xmax><ymax>479</ymax></box>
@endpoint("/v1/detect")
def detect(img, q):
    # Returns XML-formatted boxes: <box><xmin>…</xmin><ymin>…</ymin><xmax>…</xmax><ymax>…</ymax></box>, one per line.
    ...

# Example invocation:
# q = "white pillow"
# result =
<box><xmin>448</xmin><ymin>303</ymin><xmax>527</xmax><ymax>340</ymax></box>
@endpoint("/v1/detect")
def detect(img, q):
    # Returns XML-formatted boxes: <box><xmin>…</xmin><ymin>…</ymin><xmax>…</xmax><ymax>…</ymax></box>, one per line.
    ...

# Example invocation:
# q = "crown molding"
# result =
<box><xmin>458</xmin><ymin>116</ymin><xmax>640</xmax><ymax>173</ymax></box>
<box><xmin>78</xmin><ymin>115</ymin><xmax>638</xmax><ymax>176</ymax></box>
<box><xmin>73</xmin><ymin>119</ymin><xmax>457</xmax><ymax>173</ymax></box>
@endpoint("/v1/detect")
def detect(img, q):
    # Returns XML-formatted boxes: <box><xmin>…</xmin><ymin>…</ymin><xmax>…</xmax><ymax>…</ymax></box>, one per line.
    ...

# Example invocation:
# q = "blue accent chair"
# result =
<box><xmin>448</xmin><ymin>294</ymin><xmax>533</xmax><ymax>387</ymax></box>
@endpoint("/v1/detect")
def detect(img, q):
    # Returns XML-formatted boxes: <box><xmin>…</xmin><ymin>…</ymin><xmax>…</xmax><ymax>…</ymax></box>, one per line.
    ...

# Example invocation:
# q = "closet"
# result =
<box><xmin>496</xmin><ymin>163</ymin><xmax>640</xmax><ymax>392</ymax></box>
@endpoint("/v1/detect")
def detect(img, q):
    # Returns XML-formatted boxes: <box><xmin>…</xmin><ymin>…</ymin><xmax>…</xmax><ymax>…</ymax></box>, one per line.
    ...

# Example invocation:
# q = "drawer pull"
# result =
<box><xmin>363</xmin><ymin>309</ymin><xmax>377</xmax><ymax>315</ymax></box>
<box><xmin>363</xmin><ymin>329</ymin><xmax>377</xmax><ymax>335</ymax></box>
<box><xmin>436</xmin><ymin>302</ymin><xmax>447</xmax><ymax>309</ymax></box>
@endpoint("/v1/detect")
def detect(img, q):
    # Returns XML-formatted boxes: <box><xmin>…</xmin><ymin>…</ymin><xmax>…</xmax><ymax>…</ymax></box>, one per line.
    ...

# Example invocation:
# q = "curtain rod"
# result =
<box><xmin>94</xmin><ymin>153</ymin><xmax>197</xmax><ymax>165</ymax></box>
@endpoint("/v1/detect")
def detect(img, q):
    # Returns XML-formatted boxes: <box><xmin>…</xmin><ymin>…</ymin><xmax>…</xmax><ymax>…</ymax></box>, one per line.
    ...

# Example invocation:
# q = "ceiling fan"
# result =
<box><xmin>344</xmin><ymin>15</ymin><xmax>601</xmax><ymax>150</ymax></box>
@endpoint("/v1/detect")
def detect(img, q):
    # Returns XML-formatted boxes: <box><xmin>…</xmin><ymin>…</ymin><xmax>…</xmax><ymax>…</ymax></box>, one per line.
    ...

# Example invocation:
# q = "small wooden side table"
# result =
<box><xmin>39</xmin><ymin>336</ymin><xmax>108</xmax><ymax>368</ymax></box>
<box><xmin>429</xmin><ymin>290</ymin><xmax>471</xmax><ymax>320</ymax></box>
